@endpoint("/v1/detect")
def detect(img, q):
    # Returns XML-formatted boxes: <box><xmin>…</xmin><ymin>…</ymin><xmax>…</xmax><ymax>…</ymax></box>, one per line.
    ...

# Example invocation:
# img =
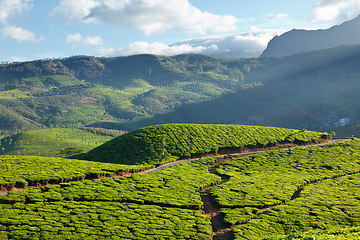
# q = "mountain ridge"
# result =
<box><xmin>261</xmin><ymin>15</ymin><xmax>360</xmax><ymax>57</ymax></box>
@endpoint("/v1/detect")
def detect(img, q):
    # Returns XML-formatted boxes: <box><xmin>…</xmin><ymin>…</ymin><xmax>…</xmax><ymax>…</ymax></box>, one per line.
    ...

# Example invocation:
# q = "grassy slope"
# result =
<box><xmin>0</xmin><ymin>155</ymin><xmax>152</xmax><ymax>190</ymax></box>
<box><xmin>0</xmin><ymin>127</ymin><xmax>126</xmax><ymax>157</ymax></box>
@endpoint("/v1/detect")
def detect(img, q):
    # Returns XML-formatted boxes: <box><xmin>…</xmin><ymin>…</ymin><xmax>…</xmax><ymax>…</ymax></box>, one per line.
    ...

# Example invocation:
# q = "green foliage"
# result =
<box><xmin>0</xmin><ymin>154</ymin><xmax>222</xmax><ymax>239</ymax></box>
<box><xmin>1</xmin><ymin>156</ymin><xmax>222</xmax><ymax>208</ymax></box>
<box><xmin>260</xmin><ymin>227</ymin><xmax>360</xmax><ymax>240</ymax></box>
<box><xmin>207</xmin><ymin>139</ymin><xmax>360</xmax><ymax>239</ymax></box>
<box><xmin>0</xmin><ymin>155</ymin><xmax>152</xmax><ymax>190</ymax></box>
<box><xmin>72</xmin><ymin>123</ymin><xmax>327</xmax><ymax>165</ymax></box>
<box><xmin>0</xmin><ymin>202</ymin><xmax>211</xmax><ymax>239</ymax></box>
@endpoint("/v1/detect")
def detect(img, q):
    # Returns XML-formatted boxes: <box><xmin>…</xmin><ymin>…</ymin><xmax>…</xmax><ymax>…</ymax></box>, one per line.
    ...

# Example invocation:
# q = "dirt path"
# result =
<box><xmin>0</xmin><ymin>139</ymin><xmax>348</xmax><ymax>197</ymax></box>
<box><xmin>193</xmin><ymin>139</ymin><xmax>349</xmax><ymax>239</ymax></box>
<box><xmin>200</xmin><ymin>187</ymin><xmax>233</xmax><ymax>240</ymax></box>
<box><xmin>54</xmin><ymin>129</ymin><xmax>70</xmax><ymax>139</ymax></box>
<box><xmin>142</xmin><ymin>139</ymin><xmax>347</xmax><ymax>175</ymax></box>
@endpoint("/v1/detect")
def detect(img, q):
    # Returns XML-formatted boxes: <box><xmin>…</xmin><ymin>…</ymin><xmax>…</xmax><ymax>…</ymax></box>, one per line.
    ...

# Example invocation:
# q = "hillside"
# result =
<box><xmin>71</xmin><ymin>124</ymin><xmax>328</xmax><ymax>165</ymax></box>
<box><xmin>0</xmin><ymin>128</ymin><xmax>359</xmax><ymax>239</ymax></box>
<box><xmin>0</xmin><ymin>127</ymin><xmax>125</xmax><ymax>157</ymax></box>
<box><xmin>0</xmin><ymin>54</ymin><xmax>246</xmax><ymax>136</ymax></box>
<box><xmin>1</xmin><ymin>43</ymin><xmax>360</xmax><ymax>136</ymax></box>
<box><xmin>261</xmin><ymin>15</ymin><xmax>360</xmax><ymax>57</ymax></box>
<box><xmin>153</xmin><ymin>44</ymin><xmax>360</xmax><ymax>133</ymax></box>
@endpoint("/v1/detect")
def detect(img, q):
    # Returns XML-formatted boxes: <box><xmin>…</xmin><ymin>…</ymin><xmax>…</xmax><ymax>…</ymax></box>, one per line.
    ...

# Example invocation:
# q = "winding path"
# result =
<box><xmin>142</xmin><ymin>138</ymin><xmax>347</xmax><ymax>174</ymax></box>
<box><xmin>0</xmin><ymin>139</ymin><xmax>349</xmax><ymax>197</ymax></box>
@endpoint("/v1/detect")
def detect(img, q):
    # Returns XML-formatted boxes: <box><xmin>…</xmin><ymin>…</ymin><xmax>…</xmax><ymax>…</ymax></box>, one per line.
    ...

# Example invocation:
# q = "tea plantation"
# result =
<box><xmin>212</xmin><ymin>139</ymin><xmax>360</xmax><ymax>239</ymax></box>
<box><xmin>2</xmin><ymin>124</ymin><xmax>360</xmax><ymax>239</ymax></box>
<box><xmin>71</xmin><ymin>123</ymin><xmax>327</xmax><ymax>165</ymax></box>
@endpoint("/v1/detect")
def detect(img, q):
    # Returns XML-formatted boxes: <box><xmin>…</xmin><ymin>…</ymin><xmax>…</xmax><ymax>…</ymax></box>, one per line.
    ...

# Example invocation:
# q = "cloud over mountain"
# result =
<box><xmin>95</xmin><ymin>27</ymin><xmax>286</xmax><ymax>58</ymax></box>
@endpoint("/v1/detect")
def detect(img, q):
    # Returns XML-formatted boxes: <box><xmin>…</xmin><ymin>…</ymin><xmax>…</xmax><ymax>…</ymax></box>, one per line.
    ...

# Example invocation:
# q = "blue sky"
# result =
<box><xmin>0</xmin><ymin>0</ymin><xmax>359</xmax><ymax>62</ymax></box>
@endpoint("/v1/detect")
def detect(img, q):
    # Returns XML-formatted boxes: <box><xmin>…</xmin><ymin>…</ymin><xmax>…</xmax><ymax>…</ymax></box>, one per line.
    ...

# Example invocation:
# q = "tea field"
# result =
<box><xmin>1</xmin><ymin>124</ymin><xmax>359</xmax><ymax>239</ymax></box>
<box><xmin>211</xmin><ymin>139</ymin><xmax>360</xmax><ymax>239</ymax></box>
<box><xmin>0</xmin><ymin>155</ymin><xmax>152</xmax><ymax>191</ymax></box>
<box><xmin>72</xmin><ymin>123</ymin><xmax>328</xmax><ymax>165</ymax></box>
<box><xmin>0</xmin><ymin>157</ymin><xmax>225</xmax><ymax>239</ymax></box>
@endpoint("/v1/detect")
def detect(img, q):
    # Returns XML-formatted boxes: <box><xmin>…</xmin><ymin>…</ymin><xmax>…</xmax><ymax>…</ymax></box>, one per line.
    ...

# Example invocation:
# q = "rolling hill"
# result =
<box><xmin>70</xmin><ymin>124</ymin><xmax>328</xmax><ymax>165</ymax></box>
<box><xmin>0</xmin><ymin>127</ymin><xmax>125</xmax><ymax>157</ymax></box>
<box><xmin>0</xmin><ymin>124</ymin><xmax>359</xmax><ymax>239</ymax></box>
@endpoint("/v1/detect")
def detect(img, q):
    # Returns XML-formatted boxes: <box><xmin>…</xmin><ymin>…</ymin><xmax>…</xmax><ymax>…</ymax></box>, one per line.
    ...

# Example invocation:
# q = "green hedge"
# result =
<box><xmin>0</xmin><ymin>202</ymin><xmax>211</xmax><ymax>239</ymax></box>
<box><xmin>0</xmin><ymin>155</ymin><xmax>153</xmax><ymax>190</ymax></box>
<box><xmin>0</xmin><ymin>157</ymin><xmax>223</xmax><ymax>209</ymax></box>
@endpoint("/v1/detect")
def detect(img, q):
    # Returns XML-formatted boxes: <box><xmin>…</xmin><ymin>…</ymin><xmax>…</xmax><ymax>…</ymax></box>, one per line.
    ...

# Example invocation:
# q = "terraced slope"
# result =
<box><xmin>72</xmin><ymin>124</ymin><xmax>329</xmax><ymax>165</ymax></box>
<box><xmin>0</xmin><ymin>155</ymin><xmax>152</xmax><ymax>192</ymax></box>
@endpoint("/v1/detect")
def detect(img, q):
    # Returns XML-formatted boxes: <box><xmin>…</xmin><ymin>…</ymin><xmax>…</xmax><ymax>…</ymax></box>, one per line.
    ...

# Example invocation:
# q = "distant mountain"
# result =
<box><xmin>1</xmin><ymin>43</ymin><xmax>360</xmax><ymax>136</ymax></box>
<box><xmin>152</xmin><ymin>44</ymin><xmax>360</xmax><ymax>133</ymax></box>
<box><xmin>261</xmin><ymin>15</ymin><xmax>360</xmax><ymax>57</ymax></box>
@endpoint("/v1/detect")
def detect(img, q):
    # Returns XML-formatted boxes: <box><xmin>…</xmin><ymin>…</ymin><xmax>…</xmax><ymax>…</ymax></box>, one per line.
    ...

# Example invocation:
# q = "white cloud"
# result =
<box><xmin>67</xmin><ymin>33</ymin><xmax>104</xmax><ymax>46</ymax></box>
<box><xmin>50</xmin><ymin>0</ymin><xmax>100</xmax><ymax>23</ymax></box>
<box><xmin>52</xmin><ymin>0</ymin><xmax>239</xmax><ymax>35</ymax></box>
<box><xmin>0</xmin><ymin>0</ymin><xmax>33</xmax><ymax>23</ymax></box>
<box><xmin>0</xmin><ymin>0</ymin><xmax>44</xmax><ymax>42</ymax></box>
<box><xmin>265</xmin><ymin>14</ymin><xmax>289</xmax><ymax>21</ymax></box>
<box><xmin>309</xmin><ymin>0</ymin><xmax>360</xmax><ymax>23</ymax></box>
<box><xmin>2</xmin><ymin>24</ymin><xmax>44</xmax><ymax>42</ymax></box>
<box><xmin>95</xmin><ymin>27</ymin><xmax>286</xmax><ymax>58</ymax></box>
<box><xmin>95</xmin><ymin>41</ymin><xmax>218</xmax><ymax>56</ymax></box>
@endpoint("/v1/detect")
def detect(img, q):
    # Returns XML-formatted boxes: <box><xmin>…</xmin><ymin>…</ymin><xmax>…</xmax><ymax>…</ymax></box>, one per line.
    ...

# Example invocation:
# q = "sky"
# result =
<box><xmin>0</xmin><ymin>0</ymin><xmax>360</xmax><ymax>62</ymax></box>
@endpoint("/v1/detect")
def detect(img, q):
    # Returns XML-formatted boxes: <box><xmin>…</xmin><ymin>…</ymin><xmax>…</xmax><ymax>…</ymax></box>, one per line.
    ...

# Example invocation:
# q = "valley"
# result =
<box><xmin>2</xmin><ymin>44</ymin><xmax>360</xmax><ymax>140</ymax></box>
<box><xmin>1</xmin><ymin>31</ymin><xmax>360</xmax><ymax>240</ymax></box>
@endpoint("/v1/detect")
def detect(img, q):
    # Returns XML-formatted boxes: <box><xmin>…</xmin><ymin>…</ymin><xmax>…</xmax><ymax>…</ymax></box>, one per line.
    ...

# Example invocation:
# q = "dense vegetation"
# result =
<box><xmin>0</xmin><ymin>157</ymin><xmax>222</xmax><ymax>208</ymax></box>
<box><xmin>210</xmin><ymin>139</ymin><xmax>360</xmax><ymax>239</ymax></box>
<box><xmin>0</xmin><ymin>131</ymin><xmax>359</xmax><ymax>239</ymax></box>
<box><xmin>72</xmin><ymin>123</ymin><xmax>328</xmax><ymax>165</ymax></box>
<box><xmin>0</xmin><ymin>155</ymin><xmax>152</xmax><ymax>191</ymax></box>
<box><xmin>0</xmin><ymin>202</ymin><xmax>211</xmax><ymax>240</ymax></box>
<box><xmin>260</xmin><ymin>227</ymin><xmax>360</xmax><ymax>239</ymax></box>
<box><xmin>0</xmin><ymin>157</ymin><xmax>226</xmax><ymax>239</ymax></box>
